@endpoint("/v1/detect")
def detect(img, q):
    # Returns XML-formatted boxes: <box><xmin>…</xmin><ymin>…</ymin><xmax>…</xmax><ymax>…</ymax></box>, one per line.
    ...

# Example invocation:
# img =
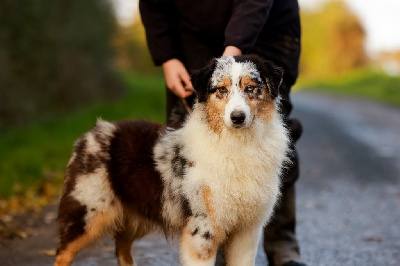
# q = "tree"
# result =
<box><xmin>300</xmin><ymin>0</ymin><xmax>367</xmax><ymax>80</ymax></box>
<box><xmin>0</xmin><ymin>0</ymin><xmax>124</xmax><ymax>131</ymax></box>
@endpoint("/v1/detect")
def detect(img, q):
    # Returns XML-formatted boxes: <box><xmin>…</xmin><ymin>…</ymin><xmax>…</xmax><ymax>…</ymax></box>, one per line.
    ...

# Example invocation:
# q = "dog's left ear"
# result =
<box><xmin>190</xmin><ymin>58</ymin><xmax>217</xmax><ymax>103</ymax></box>
<box><xmin>250</xmin><ymin>55</ymin><xmax>284</xmax><ymax>99</ymax></box>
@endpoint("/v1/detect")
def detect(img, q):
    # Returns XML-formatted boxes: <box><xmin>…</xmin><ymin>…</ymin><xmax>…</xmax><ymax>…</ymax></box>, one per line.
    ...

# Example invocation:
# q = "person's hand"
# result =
<box><xmin>222</xmin><ymin>46</ymin><xmax>242</xmax><ymax>57</ymax></box>
<box><xmin>162</xmin><ymin>58</ymin><xmax>193</xmax><ymax>98</ymax></box>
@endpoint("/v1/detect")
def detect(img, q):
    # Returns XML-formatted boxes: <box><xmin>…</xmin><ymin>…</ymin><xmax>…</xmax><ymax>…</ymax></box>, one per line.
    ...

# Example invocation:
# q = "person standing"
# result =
<box><xmin>139</xmin><ymin>0</ymin><xmax>305</xmax><ymax>265</ymax></box>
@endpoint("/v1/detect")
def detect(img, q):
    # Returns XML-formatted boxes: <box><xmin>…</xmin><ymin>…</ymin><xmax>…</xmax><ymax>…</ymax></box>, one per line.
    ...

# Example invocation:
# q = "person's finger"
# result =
<box><xmin>179</xmin><ymin>72</ymin><xmax>194</xmax><ymax>97</ymax></box>
<box><xmin>176</xmin><ymin>82</ymin><xmax>193</xmax><ymax>98</ymax></box>
<box><xmin>169</xmin><ymin>77</ymin><xmax>191</xmax><ymax>98</ymax></box>
<box><xmin>222</xmin><ymin>46</ymin><xmax>242</xmax><ymax>57</ymax></box>
<box><xmin>180</xmin><ymin>70</ymin><xmax>193</xmax><ymax>89</ymax></box>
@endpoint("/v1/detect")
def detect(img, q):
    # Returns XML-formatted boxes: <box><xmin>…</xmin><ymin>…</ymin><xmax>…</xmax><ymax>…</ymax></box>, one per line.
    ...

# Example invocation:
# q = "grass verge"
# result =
<box><xmin>0</xmin><ymin>72</ymin><xmax>165</xmax><ymax>215</ymax></box>
<box><xmin>296</xmin><ymin>68</ymin><xmax>400</xmax><ymax>107</ymax></box>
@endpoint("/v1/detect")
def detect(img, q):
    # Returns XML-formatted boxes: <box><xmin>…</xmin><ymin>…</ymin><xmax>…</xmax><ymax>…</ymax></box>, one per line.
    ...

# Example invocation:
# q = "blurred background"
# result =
<box><xmin>0</xmin><ymin>0</ymin><xmax>399</xmax><ymax>229</ymax></box>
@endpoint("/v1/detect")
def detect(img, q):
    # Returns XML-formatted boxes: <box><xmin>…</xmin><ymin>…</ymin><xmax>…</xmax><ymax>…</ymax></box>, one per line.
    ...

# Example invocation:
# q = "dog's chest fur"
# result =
<box><xmin>154</xmin><ymin>104</ymin><xmax>288</xmax><ymax>231</ymax></box>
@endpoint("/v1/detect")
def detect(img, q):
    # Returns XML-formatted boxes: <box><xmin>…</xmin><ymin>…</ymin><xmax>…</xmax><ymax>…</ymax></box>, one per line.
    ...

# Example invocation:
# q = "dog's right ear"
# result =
<box><xmin>190</xmin><ymin>58</ymin><xmax>217</xmax><ymax>103</ymax></box>
<box><xmin>248</xmin><ymin>55</ymin><xmax>283</xmax><ymax>99</ymax></box>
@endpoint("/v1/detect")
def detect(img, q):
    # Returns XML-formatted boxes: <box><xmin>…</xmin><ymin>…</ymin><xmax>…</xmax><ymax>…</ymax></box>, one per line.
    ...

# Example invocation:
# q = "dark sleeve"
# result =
<box><xmin>139</xmin><ymin>0</ymin><xmax>180</xmax><ymax>66</ymax></box>
<box><xmin>224</xmin><ymin>0</ymin><xmax>275</xmax><ymax>53</ymax></box>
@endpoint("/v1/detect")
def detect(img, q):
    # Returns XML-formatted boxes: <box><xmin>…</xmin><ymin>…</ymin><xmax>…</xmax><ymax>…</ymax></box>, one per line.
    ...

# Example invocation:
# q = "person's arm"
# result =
<box><xmin>139</xmin><ymin>0</ymin><xmax>179</xmax><ymax>66</ymax></box>
<box><xmin>224</xmin><ymin>0</ymin><xmax>275</xmax><ymax>54</ymax></box>
<box><xmin>162</xmin><ymin>59</ymin><xmax>193</xmax><ymax>98</ymax></box>
<box><xmin>139</xmin><ymin>0</ymin><xmax>193</xmax><ymax>98</ymax></box>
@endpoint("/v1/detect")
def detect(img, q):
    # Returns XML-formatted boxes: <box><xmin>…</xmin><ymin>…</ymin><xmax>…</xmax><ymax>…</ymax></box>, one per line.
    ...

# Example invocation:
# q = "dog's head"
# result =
<box><xmin>191</xmin><ymin>55</ymin><xmax>283</xmax><ymax>132</ymax></box>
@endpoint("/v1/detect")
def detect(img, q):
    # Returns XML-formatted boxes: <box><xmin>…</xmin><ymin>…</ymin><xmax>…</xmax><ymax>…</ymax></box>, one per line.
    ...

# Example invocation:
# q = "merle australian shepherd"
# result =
<box><xmin>54</xmin><ymin>55</ymin><xmax>290</xmax><ymax>266</ymax></box>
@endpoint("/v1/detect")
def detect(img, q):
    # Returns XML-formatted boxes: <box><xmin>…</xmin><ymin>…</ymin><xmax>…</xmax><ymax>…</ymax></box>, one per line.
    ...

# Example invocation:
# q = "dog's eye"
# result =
<box><xmin>217</xmin><ymin>86</ymin><xmax>228</xmax><ymax>94</ymax></box>
<box><xmin>245</xmin><ymin>85</ymin><xmax>255</xmax><ymax>93</ymax></box>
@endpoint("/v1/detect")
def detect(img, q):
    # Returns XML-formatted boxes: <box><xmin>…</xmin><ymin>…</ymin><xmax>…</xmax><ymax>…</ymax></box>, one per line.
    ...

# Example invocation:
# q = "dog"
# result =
<box><xmin>54</xmin><ymin>55</ymin><xmax>290</xmax><ymax>266</ymax></box>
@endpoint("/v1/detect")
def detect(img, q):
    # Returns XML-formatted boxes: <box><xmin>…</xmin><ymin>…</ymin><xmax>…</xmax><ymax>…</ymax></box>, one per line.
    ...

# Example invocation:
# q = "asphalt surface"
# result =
<box><xmin>292</xmin><ymin>92</ymin><xmax>400</xmax><ymax>266</ymax></box>
<box><xmin>0</xmin><ymin>92</ymin><xmax>399</xmax><ymax>265</ymax></box>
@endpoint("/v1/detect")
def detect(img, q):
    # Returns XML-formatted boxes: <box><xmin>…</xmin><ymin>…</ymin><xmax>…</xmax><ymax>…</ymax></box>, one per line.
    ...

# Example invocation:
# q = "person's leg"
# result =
<box><xmin>263</xmin><ymin>115</ymin><xmax>304</xmax><ymax>266</ymax></box>
<box><xmin>251</xmin><ymin>2</ymin><xmax>304</xmax><ymax>260</ymax></box>
<box><xmin>263</xmin><ymin>184</ymin><xmax>303</xmax><ymax>266</ymax></box>
<box><xmin>259</xmin><ymin>73</ymin><xmax>305</xmax><ymax>264</ymax></box>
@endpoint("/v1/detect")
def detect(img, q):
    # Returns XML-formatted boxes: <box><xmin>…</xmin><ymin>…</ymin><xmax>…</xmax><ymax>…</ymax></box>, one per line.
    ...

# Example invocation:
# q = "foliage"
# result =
<box><xmin>297</xmin><ymin>0</ymin><xmax>399</xmax><ymax>107</ymax></box>
<box><xmin>112</xmin><ymin>0</ymin><xmax>369</xmax><ymax>80</ymax></box>
<box><xmin>300</xmin><ymin>0</ymin><xmax>367</xmax><ymax>79</ymax></box>
<box><xmin>0</xmin><ymin>0</ymin><xmax>124</xmax><ymax>131</ymax></box>
<box><xmin>113</xmin><ymin>15</ymin><xmax>161</xmax><ymax>74</ymax></box>
<box><xmin>298</xmin><ymin>68</ymin><xmax>400</xmax><ymax>106</ymax></box>
<box><xmin>0</xmin><ymin>72</ymin><xmax>165</xmax><ymax>203</ymax></box>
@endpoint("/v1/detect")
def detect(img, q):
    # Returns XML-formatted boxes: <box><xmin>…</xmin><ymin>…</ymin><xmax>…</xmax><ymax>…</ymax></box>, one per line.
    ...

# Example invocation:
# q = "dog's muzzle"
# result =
<box><xmin>230</xmin><ymin>110</ymin><xmax>246</xmax><ymax>127</ymax></box>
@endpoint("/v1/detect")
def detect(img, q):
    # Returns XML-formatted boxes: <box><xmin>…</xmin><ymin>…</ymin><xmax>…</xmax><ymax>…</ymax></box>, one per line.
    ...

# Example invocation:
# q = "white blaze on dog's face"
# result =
<box><xmin>211</xmin><ymin>56</ymin><xmax>264</xmax><ymax>128</ymax></box>
<box><xmin>193</xmin><ymin>56</ymin><xmax>282</xmax><ymax>134</ymax></box>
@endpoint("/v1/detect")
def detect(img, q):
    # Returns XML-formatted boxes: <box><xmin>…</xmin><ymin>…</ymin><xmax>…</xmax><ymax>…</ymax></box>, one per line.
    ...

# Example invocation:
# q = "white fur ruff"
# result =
<box><xmin>154</xmin><ymin>101</ymin><xmax>289</xmax><ymax>233</ymax></box>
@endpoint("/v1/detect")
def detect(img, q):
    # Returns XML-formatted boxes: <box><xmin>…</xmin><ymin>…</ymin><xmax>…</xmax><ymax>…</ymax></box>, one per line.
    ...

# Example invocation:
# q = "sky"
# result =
<box><xmin>113</xmin><ymin>0</ymin><xmax>400</xmax><ymax>55</ymax></box>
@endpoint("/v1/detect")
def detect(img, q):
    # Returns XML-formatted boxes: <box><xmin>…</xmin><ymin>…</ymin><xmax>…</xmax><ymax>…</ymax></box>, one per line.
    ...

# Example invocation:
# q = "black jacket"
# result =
<box><xmin>139</xmin><ymin>0</ymin><xmax>301</xmax><ymax>84</ymax></box>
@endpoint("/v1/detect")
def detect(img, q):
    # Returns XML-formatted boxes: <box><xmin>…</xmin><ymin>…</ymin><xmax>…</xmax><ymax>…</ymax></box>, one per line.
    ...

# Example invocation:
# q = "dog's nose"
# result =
<box><xmin>230</xmin><ymin>111</ymin><xmax>246</xmax><ymax>125</ymax></box>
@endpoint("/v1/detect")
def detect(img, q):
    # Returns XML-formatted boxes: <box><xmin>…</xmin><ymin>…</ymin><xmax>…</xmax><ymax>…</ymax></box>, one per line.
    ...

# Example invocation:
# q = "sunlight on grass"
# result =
<box><xmin>0</xmin><ymin>72</ymin><xmax>165</xmax><ymax>200</ymax></box>
<box><xmin>296</xmin><ymin>68</ymin><xmax>400</xmax><ymax>107</ymax></box>
<box><xmin>1</xmin><ymin>68</ymin><xmax>399</xmax><ymax>204</ymax></box>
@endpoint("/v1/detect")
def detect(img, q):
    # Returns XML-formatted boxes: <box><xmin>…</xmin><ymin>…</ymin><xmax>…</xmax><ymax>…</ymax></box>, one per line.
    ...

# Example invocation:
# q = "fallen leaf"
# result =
<box><xmin>16</xmin><ymin>230</ymin><xmax>29</xmax><ymax>239</ymax></box>
<box><xmin>1</xmin><ymin>215</ymin><xmax>13</xmax><ymax>223</ymax></box>
<box><xmin>362</xmin><ymin>237</ymin><xmax>382</xmax><ymax>243</ymax></box>
<box><xmin>39</xmin><ymin>249</ymin><xmax>56</xmax><ymax>256</ymax></box>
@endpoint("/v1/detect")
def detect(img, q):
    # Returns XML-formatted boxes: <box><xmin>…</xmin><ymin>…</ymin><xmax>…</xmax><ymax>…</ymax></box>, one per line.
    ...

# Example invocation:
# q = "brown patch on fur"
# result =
<box><xmin>205</xmin><ymin>99</ymin><xmax>226</xmax><ymax>135</ymax></box>
<box><xmin>115</xmin><ymin>236</ymin><xmax>134</xmax><ymax>265</ymax></box>
<box><xmin>56</xmin><ymin>120</ymin><xmax>165</xmax><ymax>265</ymax></box>
<box><xmin>240</xmin><ymin>76</ymin><xmax>258</xmax><ymax>92</ymax></box>
<box><xmin>215</xmin><ymin>77</ymin><xmax>231</xmax><ymax>99</ymax></box>
<box><xmin>57</xmin><ymin>195</ymin><xmax>87</xmax><ymax>254</ymax></box>
<box><xmin>114</xmin><ymin>229</ymin><xmax>135</xmax><ymax>265</ymax></box>
<box><xmin>241</xmin><ymin>77</ymin><xmax>277</xmax><ymax>124</ymax></box>
<box><xmin>55</xmin><ymin>209</ymin><xmax>119</xmax><ymax>266</ymax></box>
<box><xmin>202</xmin><ymin>186</ymin><xmax>225</xmax><ymax>243</ymax></box>
<box><xmin>206</xmin><ymin>76</ymin><xmax>233</xmax><ymax>136</ymax></box>
<box><xmin>257</xmin><ymin>95</ymin><xmax>276</xmax><ymax>123</ymax></box>
<box><xmin>202</xmin><ymin>186</ymin><xmax>215</xmax><ymax>222</ymax></box>
<box><xmin>57</xmin><ymin>157</ymin><xmax>90</xmax><ymax>252</ymax></box>
<box><xmin>114</xmin><ymin>214</ymin><xmax>158</xmax><ymax>265</ymax></box>
<box><xmin>107</xmin><ymin>120</ymin><xmax>165</xmax><ymax>225</ymax></box>
<box><xmin>218</xmin><ymin>77</ymin><xmax>231</xmax><ymax>87</ymax></box>
<box><xmin>239</xmin><ymin>75</ymin><xmax>276</xmax><ymax>124</ymax></box>
<box><xmin>205</xmin><ymin>77</ymin><xmax>232</xmax><ymax>135</ymax></box>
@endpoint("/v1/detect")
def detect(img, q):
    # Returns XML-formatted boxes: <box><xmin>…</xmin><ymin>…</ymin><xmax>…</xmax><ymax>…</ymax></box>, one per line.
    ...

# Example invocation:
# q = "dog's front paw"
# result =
<box><xmin>187</xmin><ymin>214</ymin><xmax>215</xmax><ymax>259</ymax></box>
<box><xmin>180</xmin><ymin>214</ymin><xmax>218</xmax><ymax>264</ymax></box>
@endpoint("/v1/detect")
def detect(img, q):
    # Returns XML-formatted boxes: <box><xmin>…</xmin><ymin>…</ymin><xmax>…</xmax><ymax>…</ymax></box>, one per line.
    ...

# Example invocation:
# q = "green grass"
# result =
<box><xmin>2</xmin><ymin>68</ymin><xmax>399</xmax><ymax>200</ymax></box>
<box><xmin>0</xmin><ymin>72</ymin><xmax>166</xmax><ymax>199</ymax></box>
<box><xmin>297</xmin><ymin>68</ymin><xmax>400</xmax><ymax>107</ymax></box>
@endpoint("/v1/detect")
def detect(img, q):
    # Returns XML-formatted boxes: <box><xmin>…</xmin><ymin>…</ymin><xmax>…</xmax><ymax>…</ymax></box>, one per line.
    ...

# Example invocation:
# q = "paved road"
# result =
<box><xmin>292</xmin><ymin>92</ymin><xmax>400</xmax><ymax>266</ymax></box>
<box><xmin>1</xmin><ymin>92</ymin><xmax>399</xmax><ymax>265</ymax></box>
